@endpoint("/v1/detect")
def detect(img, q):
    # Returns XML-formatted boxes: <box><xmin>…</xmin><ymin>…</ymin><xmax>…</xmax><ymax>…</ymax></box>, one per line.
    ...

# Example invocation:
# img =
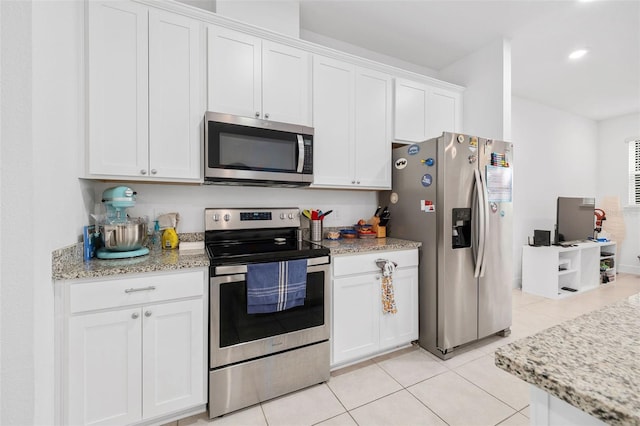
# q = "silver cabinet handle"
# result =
<box><xmin>255</xmin><ymin>111</ymin><xmax>260</xmax><ymax>118</ymax></box>
<box><xmin>140</xmin><ymin>169</ymin><xmax>147</xmax><ymax>175</ymax></box>
<box><xmin>265</xmin><ymin>113</ymin><xmax>270</xmax><ymax>119</ymax></box>
<box><xmin>132</xmin><ymin>312</ymin><xmax>139</xmax><ymax>319</ymax></box>
<box><xmin>351</xmin><ymin>180</ymin><xmax>356</xmax><ymax>184</ymax></box>
<box><xmin>150</xmin><ymin>169</ymin><xmax>157</xmax><ymax>175</ymax></box>
<box><xmin>357</xmin><ymin>180</ymin><xmax>360</xmax><ymax>184</ymax></box>
<box><xmin>124</xmin><ymin>286</ymin><xmax>156</xmax><ymax>293</ymax></box>
<box><xmin>145</xmin><ymin>311</ymin><xmax>152</xmax><ymax>317</ymax></box>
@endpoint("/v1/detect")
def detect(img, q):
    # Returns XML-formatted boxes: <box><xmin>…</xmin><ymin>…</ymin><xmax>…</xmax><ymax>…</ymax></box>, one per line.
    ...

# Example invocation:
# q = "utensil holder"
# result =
<box><xmin>310</xmin><ymin>220</ymin><xmax>323</xmax><ymax>241</ymax></box>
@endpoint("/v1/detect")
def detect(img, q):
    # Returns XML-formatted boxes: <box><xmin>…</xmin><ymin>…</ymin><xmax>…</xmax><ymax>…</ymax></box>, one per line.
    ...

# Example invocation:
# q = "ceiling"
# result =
<box><xmin>299</xmin><ymin>0</ymin><xmax>640</xmax><ymax>122</ymax></box>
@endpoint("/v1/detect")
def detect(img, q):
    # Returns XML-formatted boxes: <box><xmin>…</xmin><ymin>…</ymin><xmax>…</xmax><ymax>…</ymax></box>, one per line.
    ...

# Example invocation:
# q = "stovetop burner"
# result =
<box><xmin>204</xmin><ymin>207</ymin><xmax>330</xmax><ymax>267</ymax></box>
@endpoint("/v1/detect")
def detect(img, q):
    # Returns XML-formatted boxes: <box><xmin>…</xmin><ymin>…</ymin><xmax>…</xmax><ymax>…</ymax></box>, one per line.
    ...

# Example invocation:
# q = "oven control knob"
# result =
<box><xmin>280</xmin><ymin>213</ymin><xmax>286</xmax><ymax>220</ymax></box>
<box><xmin>213</xmin><ymin>214</ymin><xmax>220</xmax><ymax>222</ymax></box>
<box><xmin>223</xmin><ymin>214</ymin><xmax>231</xmax><ymax>222</ymax></box>
<box><xmin>288</xmin><ymin>213</ymin><xmax>294</xmax><ymax>219</ymax></box>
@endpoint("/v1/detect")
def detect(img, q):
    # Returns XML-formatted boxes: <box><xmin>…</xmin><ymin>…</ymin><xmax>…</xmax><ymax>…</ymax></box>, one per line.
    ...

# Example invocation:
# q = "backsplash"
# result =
<box><xmin>88</xmin><ymin>181</ymin><xmax>378</xmax><ymax>233</ymax></box>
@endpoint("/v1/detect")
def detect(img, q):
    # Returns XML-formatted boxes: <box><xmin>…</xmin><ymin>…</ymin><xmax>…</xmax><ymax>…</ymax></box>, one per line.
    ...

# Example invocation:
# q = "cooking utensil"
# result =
<box><xmin>374</xmin><ymin>206</ymin><xmax>382</xmax><ymax>217</ymax></box>
<box><xmin>320</xmin><ymin>210</ymin><xmax>333</xmax><ymax>220</ymax></box>
<box><xmin>302</xmin><ymin>209</ymin><xmax>312</xmax><ymax>219</ymax></box>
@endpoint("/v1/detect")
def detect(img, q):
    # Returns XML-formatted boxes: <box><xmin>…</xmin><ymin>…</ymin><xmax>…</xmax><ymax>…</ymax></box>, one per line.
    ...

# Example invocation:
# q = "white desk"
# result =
<box><xmin>522</xmin><ymin>242</ymin><xmax>616</xmax><ymax>299</ymax></box>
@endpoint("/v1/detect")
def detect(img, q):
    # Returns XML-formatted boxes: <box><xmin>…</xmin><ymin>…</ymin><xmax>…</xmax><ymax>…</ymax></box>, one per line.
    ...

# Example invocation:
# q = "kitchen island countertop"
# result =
<box><xmin>495</xmin><ymin>293</ymin><xmax>640</xmax><ymax>425</ymax></box>
<box><xmin>315</xmin><ymin>237</ymin><xmax>421</xmax><ymax>255</ymax></box>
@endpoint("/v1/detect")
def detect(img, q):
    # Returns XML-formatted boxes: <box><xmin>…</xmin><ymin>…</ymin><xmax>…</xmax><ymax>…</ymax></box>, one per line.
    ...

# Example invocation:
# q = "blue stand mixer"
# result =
<box><xmin>96</xmin><ymin>186</ymin><xmax>149</xmax><ymax>259</ymax></box>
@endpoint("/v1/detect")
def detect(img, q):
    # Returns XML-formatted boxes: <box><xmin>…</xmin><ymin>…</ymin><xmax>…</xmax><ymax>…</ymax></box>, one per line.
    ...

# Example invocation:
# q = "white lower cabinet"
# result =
<box><xmin>331</xmin><ymin>249</ymin><xmax>418</xmax><ymax>367</ymax></box>
<box><xmin>59</xmin><ymin>269</ymin><xmax>207</xmax><ymax>426</ymax></box>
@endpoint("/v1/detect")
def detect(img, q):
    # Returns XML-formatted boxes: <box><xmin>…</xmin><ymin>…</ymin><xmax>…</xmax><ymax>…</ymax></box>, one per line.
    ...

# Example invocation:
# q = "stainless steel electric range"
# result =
<box><xmin>205</xmin><ymin>208</ymin><xmax>331</xmax><ymax>418</ymax></box>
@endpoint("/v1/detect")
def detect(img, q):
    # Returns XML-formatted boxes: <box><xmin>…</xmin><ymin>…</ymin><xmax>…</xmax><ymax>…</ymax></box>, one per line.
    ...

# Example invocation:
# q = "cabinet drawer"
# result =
<box><xmin>69</xmin><ymin>269</ymin><xmax>205</xmax><ymax>314</ymax></box>
<box><xmin>333</xmin><ymin>249</ymin><xmax>418</xmax><ymax>277</ymax></box>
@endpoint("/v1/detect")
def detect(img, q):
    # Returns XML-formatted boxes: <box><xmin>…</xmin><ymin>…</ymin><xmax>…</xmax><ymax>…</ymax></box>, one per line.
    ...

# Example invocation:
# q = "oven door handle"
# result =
<box><xmin>213</xmin><ymin>256</ymin><xmax>330</xmax><ymax>276</ymax></box>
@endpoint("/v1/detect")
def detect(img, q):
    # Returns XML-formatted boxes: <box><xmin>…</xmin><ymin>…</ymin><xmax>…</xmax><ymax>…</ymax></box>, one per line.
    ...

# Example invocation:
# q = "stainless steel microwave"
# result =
<box><xmin>204</xmin><ymin>112</ymin><xmax>314</xmax><ymax>187</ymax></box>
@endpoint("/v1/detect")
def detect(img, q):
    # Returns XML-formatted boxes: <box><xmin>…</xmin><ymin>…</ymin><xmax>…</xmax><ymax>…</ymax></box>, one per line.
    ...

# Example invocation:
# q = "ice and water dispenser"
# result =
<box><xmin>452</xmin><ymin>208</ymin><xmax>472</xmax><ymax>249</ymax></box>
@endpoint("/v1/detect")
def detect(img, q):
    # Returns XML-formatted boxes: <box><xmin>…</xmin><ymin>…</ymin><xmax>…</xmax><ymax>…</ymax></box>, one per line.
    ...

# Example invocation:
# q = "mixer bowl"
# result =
<box><xmin>99</xmin><ymin>221</ymin><xmax>148</xmax><ymax>252</ymax></box>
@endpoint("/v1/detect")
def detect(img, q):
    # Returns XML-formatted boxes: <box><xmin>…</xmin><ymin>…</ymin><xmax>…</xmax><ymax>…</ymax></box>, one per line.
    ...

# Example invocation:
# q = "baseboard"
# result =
<box><xmin>617</xmin><ymin>264</ymin><xmax>640</xmax><ymax>275</ymax></box>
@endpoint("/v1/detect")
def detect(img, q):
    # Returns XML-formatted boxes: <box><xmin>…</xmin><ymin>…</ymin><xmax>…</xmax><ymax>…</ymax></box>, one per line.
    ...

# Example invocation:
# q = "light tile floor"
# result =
<box><xmin>175</xmin><ymin>273</ymin><xmax>640</xmax><ymax>426</ymax></box>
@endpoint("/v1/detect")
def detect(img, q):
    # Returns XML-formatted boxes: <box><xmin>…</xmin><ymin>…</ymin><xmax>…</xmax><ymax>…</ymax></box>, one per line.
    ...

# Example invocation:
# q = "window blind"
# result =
<box><xmin>628</xmin><ymin>139</ymin><xmax>640</xmax><ymax>205</ymax></box>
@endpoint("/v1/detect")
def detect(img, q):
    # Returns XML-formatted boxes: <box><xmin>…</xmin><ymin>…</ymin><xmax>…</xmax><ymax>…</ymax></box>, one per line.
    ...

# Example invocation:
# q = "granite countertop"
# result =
<box><xmin>495</xmin><ymin>294</ymin><xmax>640</xmax><ymax>425</ymax></box>
<box><xmin>53</xmin><ymin>246</ymin><xmax>210</xmax><ymax>281</ymax></box>
<box><xmin>316</xmin><ymin>237</ymin><xmax>421</xmax><ymax>255</ymax></box>
<box><xmin>53</xmin><ymin>232</ymin><xmax>421</xmax><ymax>281</ymax></box>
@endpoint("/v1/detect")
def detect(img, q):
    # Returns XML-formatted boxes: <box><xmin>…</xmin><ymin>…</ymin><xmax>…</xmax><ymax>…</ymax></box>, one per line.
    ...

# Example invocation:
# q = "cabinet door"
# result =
<box><xmin>379</xmin><ymin>267</ymin><xmax>419</xmax><ymax>350</ymax></box>
<box><xmin>311</xmin><ymin>55</ymin><xmax>355</xmax><ymax>187</ymax></box>
<box><xmin>87</xmin><ymin>1</ymin><xmax>149</xmax><ymax>177</ymax></box>
<box><xmin>262</xmin><ymin>41</ymin><xmax>312</xmax><ymax>126</ymax></box>
<box><xmin>426</xmin><ymin>86</ymin><xmax>462</xmax><ymax>139</ymax></box>
<box><xmin>207</xmin><ymin>26</ymin><xmax>261</xmax><ymax>118</ymax></box>
<box><xmin>142</xmin><ymin>298</ymin><xmax>205</xmax><ymax>418</ymax></box>
<box><xmin>332</xmin><ymin>274</ymin><xmax>379</xmax><ymax>365</ymax></box>
<box><xmin>354</xmin><ymin>67</ymin><xmax>392</xmax><ymax>189</ymax></box>
<box><xmin>68</xmin><ymin>308</ymin><xmax>142</xmax><ymax>426</ymax></box>
<box><xmin>394</xmin><ymin>78</ymin><xmax>429</xmax><ymax>142</ymax></box>
<box><xmin>148</xmin><ymin>9</ymin><xmax>202</xmax><ymax>180</ymax></box>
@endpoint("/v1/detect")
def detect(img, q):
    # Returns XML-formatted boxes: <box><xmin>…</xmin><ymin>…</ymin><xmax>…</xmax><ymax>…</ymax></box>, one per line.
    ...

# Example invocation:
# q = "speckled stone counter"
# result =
<box><xmin>495</xmin><ymin>294</ymin><xmax>640</xmax><ymax>425</ymax></box>
<box><xmin>316</xmin><ymin>237</ymin><xmax>421</xmax><ymax>255</ymax></box>
<box><xmin>52</xmin><ymin>232</ymin><xmax>208</xmax><ymax>281</ymax></box>
<box><xmin>53</xmin><ymin>233</ymin><xmax>420</xmax><ymax>280</ymax></box>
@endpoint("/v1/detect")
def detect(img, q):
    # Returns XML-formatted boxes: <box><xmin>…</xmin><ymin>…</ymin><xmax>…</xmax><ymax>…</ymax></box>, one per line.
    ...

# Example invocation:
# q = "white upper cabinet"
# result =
<box><xmin>88</xmin><ymin>1</ymin><xmax>149</xmax><ymax>178</ymax></box>
<box><xmin>394</xmin><ymin>79</ymin><xmax>428</xmax><ymax>142</ymax></box>
<box><xmin>87</xmin><ymin>2</ymin><xmax>203</xmax><ymax>182</ymax></box>
<box><xmin>312</xmin><ymin>56</ymin><xmax>355</xmax><ymax>187</ymax></box>
<box><xmin>394</xmin><ymin>78</ymin><xmax>463</xmax><ymax>143</ymax></box>
<box><xmin>426</xmin><ymin>85</ymin><xmax>463</xmax><ymax>139</ymax></box>
<box><xmin>354</xmin><ymin>67</ymin><xmax>392</xmax><ymax>188</ymax></box>
<box><xmin>207</xmin><ymin>26</ymin><xmax>312</xmax><ymax>126</ymax></box>
<box><xmin>148</xmin><ymin>9</ymin><xmax>203</xmax><ymax>181</ymax></box>
<box><xmin>312</xmin><ymin>55</ymin><xmax>392</xmax><ymax>189</ymax></box>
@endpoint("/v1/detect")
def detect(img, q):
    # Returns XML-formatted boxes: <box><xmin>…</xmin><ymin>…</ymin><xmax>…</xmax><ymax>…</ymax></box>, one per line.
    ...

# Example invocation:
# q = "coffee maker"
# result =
<box><xmin>96</xmin><ymin>186</ymin><xmax>149</xmax><ymax>259</ymax></box>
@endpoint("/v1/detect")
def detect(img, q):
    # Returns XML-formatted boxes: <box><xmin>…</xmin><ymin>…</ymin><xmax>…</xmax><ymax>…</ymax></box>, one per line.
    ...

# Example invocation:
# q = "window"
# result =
<box><xmin>628</xmin><ymin>139</ymin><xmax>640</xmax><ymax>205</ymax></box>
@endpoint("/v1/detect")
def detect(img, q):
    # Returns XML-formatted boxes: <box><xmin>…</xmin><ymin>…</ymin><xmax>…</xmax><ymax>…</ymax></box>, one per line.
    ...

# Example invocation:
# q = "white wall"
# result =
<box><xmin>32</xmin><ymin>2</ymin><xmax>89</xmax><ymax>423</ymax></box>
<box><xmin>1</xmin><ymin>2</ymin><xmax>35</xmax><ymax>423</ymax></box>
<box><xmin>300</xmin><ymin>29</ymin><xmax>439</xmax><ymax>79</ymax></box>
<box><xmin>89</xmin><ymin>181</ymin><xmax>378</xmax><ymax>232</ymax></box>
<box><xmin>597</xmin><ymin>113</ymin><xmax>640</xmax><ymax>273</ymax></box>
<box><xmin>1</xmin><ymin>2</ymin><xmax>88</xmax><ymax>424</ymax></box>
<box><xmin>215</xmin><ymin>0</ymin><xmax>300</xmax><ymax>38</ymax></box>
<box><xmin>511</xmin><ymin>96</ymin><xmax>598</xmax><ymax>285</ymax></box>
<box><xmin>439</xmin><ymin>38</ymin><xmax>511</xmax><ymax>141</ymax></box>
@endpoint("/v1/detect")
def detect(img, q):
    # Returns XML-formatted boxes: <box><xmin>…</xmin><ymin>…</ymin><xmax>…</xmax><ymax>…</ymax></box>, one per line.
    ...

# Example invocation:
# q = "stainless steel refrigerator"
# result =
<box><xmin>381</xmin><ymin>132</ymin><xmax>513</xmax><ymax>359</ymax></box>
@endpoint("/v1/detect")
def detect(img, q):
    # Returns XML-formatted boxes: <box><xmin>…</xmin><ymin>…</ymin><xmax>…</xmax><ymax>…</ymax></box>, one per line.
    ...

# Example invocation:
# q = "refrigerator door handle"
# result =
<box><xmin>478</xmin><ymin>169</ymin><xmax>490</xmax><ymax>277</ymax></box>
<box><xmin>473</xmin><ymin>169</ymin><xmax>486</xmax><ymax>278</ymax></box>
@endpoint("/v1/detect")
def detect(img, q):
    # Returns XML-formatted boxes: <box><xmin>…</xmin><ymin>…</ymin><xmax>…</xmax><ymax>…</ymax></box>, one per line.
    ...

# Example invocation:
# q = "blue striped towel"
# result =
<box><xmin>246</xmin><ymin>259</ymin><xmax>307</xmax><ymax>314</ymax></box>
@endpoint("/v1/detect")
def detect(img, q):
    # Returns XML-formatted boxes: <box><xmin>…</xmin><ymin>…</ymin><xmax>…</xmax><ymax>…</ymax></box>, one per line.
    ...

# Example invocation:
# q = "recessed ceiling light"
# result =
<box><xmin>569</xmin><ymin>49</ymin><xmax>588</xmax><ymax>60</ymax></box>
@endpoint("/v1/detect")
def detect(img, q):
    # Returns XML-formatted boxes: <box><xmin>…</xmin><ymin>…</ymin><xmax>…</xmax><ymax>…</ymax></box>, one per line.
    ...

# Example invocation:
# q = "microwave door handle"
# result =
<box><xmin>296</xmin><ymin>134</ymin><xmax>305</xmax><ymax>173</ymax></box>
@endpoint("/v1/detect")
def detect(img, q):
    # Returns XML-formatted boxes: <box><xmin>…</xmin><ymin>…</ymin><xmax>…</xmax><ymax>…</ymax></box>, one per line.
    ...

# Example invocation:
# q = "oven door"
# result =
<box><xmin>210</xmin><ymin>256</ymin><xmax>330</xmax><ymax>369</ymax></box>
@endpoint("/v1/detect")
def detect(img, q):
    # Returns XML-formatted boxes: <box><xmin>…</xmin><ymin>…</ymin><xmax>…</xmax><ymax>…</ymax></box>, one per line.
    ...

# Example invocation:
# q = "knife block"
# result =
<box><xmin>370</xmin><ymin>216</ymin><xmax>386</xmax><ymax>238</ymax></box>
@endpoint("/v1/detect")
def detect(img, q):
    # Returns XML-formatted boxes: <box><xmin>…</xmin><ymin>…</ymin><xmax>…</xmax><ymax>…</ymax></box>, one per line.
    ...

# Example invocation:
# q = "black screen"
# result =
<box><xmin>556</xmin><ymin>197</ymin><xmax>595</xmax><ymax>243</ymax></box>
